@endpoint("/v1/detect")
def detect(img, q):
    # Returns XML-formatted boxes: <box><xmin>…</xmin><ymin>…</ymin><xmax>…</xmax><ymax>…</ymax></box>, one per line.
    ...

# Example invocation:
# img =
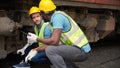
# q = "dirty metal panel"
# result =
<box><xmin>54</xmin><ymin>0</ymin><xmax>120</xmax><ymax>10</ymax></box>
<box><xmin>95</xmin><ymin>0</ymin><xmax>120</xmax><ymax>6</ymax></box>
<box><xmin>73</xmin><ymin>0</ymin><xmax>120</xmax><ymax>6</ymax></box>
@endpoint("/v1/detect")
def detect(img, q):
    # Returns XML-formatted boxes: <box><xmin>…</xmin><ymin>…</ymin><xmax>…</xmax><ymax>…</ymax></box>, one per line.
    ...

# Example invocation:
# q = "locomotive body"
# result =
<box><xmin>0</xmin><ymin>0</ymin><xmax>120</xmax><ymax>59</ymax></box>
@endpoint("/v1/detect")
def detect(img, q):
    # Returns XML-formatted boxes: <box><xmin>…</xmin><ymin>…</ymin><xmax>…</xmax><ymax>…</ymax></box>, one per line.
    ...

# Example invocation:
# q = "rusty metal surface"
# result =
<box><xmin>95</xmin><ymin>0</ymin><xmax>120</xmax><ymax>6</ymax></box>
<box><xmin>54</xmin><ymin>0</ymin><xmax>120</xmax><ymax>10</ymax></box>
<box><xmin>68</xmin><ymin>0</ymin><xmax>120</xmax><ymax>6</ymax></box>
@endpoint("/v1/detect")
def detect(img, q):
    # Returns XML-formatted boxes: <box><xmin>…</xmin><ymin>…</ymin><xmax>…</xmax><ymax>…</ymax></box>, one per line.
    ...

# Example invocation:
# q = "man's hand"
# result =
<box><xmin>35</xmin><ymin>44</ymin><xmax>48</xmax><ymax>52</ymax></box>
<box><xmin>27</xmin><ymin>32</ymin><xmax>37</xmax><ymax>45</ymax></box>
<box><xmin>25</xmin><ymin>49</ymin><xmax>37</xmax><ymax>63</ymax></box>
<box><xmin>27</xmin><ymin>39</ymin><xmax>34</xmax><ymax>45</ymax></box>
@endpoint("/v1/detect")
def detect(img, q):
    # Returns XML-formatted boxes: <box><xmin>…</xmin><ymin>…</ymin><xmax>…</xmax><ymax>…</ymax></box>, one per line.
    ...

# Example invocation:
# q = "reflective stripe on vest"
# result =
<box><xmin>35</xmin><ymin>22</ymin><xmax>49</xmax><ymax>46</ymax></box>
<box><xmin>54</xmin><ymin>11</ymin><xmax>88</xmax><ymax>48</ymax></box>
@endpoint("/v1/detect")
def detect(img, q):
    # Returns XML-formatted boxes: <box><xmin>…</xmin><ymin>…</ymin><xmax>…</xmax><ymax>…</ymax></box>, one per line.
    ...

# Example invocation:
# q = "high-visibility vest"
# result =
<box><xmin>53</xmin><ymin>11</ymin><xmax>89</xmax><ymax>48</ymax></box>
<box><xmin>34</xmin><ymin>22</ymin><xmax>49</xmax><ymax>46</ymax></box>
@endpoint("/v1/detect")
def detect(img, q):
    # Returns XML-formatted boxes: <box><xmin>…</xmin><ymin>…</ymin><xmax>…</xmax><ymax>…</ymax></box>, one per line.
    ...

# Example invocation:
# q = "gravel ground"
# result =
<box><xmin>0</xmin><ymin>35</ymin><xmax>120</xmax><ymax>68</ymax></box>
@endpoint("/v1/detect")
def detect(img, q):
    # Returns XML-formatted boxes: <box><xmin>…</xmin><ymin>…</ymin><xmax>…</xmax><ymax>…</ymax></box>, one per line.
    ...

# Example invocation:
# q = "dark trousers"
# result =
<box><xmin>24</xmin><ymin>43</ymin><xmax>51</xmax><ymax>64</ymax></box>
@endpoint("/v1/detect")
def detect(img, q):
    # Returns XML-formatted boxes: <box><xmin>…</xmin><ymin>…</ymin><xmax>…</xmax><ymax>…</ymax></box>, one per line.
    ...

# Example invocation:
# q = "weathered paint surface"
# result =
<box><xmin>74</xmin><ymin>0</ymin><xmax>120</xmax><ymax>5</ymax></box>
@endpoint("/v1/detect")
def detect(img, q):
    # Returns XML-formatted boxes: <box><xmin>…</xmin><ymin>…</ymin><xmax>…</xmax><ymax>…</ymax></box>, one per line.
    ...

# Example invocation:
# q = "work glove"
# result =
<box><xmin>17</xmin><ymin>43</ymin><xmax>30</xmax><ymax>56</ymax></box>
<box><xmin>27</xmin><ymin>38</ymin><xmax>34</xmax><ymax>45</ymax></box>
<box><xmin>27</xmin><ymin>32</ymin><xmax>37</xmax><ymax>45</ymax></box>
<box><xmin>25</xmin><ymin>49</ymin><xmax>37</xmax><ymax>63</ymax></box>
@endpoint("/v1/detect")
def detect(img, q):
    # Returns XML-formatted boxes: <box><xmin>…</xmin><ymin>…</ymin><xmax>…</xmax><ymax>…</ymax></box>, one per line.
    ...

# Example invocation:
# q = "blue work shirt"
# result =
<box><xmin>50</xmin><ymin>11</ymin><xmax>91</xmax><ymax>53</ymax></box>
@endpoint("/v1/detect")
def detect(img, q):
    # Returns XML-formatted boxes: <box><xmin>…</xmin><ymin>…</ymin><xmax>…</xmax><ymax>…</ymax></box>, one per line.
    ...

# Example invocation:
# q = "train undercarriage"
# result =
<box><xmin>0</xmin><ymin>0</ymin><xmax>120</xmax><ymax>59</ymax></box>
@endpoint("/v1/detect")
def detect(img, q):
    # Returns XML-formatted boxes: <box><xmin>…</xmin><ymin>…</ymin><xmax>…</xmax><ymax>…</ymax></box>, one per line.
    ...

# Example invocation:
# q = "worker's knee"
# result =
<box><xmin>45</xmin><ymin>46</ymin><xmax>56</xmax><ymax>55</ymax></box>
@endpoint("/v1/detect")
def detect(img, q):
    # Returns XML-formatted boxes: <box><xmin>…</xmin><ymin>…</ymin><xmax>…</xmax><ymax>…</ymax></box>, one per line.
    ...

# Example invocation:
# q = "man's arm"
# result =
<box><xmin>37</xmin><ymin>28</ymin><xmax>62</xmax><ymax>45</ymax></box>
<box><xmin>34</xmin><ymin>44</ymin><xmax>48</xmax><ymax>52</ymax></box>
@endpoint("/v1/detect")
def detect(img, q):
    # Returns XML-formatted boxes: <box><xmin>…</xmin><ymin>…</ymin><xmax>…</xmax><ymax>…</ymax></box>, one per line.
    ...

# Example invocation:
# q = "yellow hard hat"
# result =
<box><xmin>29</xmin><ymin>6</ymin><xmax>40</xmax><ymax>15</ymax></box>
<box><xmin>39</xmin><ymin>0</ymin><xmax>56</xmax><ymax>12</ymax></box>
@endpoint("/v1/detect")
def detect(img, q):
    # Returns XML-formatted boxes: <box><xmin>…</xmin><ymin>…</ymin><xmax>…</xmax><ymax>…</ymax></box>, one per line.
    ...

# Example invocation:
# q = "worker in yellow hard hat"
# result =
<box><xmin>38</xmin><ymin>0</ymin><xmax>56</xmax><ymax>22</ymax></box>
<box><xmin>27</xmin><ymin>0</ymin><xmax>91</xmax><ymax>68</ymax></box>
<box><xmin>39</xmin><ymin>0</ymin><xmax>56</xmax><ymax>12</ymax></box>
<box><xmin>29</xmin><ymin>6</ymin><xmax>40</xmax><ymax>15</ymax></box>
<box><xmin>13</xmin><ymin>6</ymin><xmax>52</xmax><ymax>68</ymax></box>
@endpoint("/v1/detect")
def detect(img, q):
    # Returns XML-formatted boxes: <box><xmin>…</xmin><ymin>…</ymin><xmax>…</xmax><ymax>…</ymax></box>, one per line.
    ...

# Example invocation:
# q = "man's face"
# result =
<box><xmin>31</xmin><ymin>12</ymin><xmax>42</xmax><ymax>25</ymax></box>
<box><xmin>41</xmin><ymin>12</ymin><xmax>50</xmax><ymax>22</ymax></box>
